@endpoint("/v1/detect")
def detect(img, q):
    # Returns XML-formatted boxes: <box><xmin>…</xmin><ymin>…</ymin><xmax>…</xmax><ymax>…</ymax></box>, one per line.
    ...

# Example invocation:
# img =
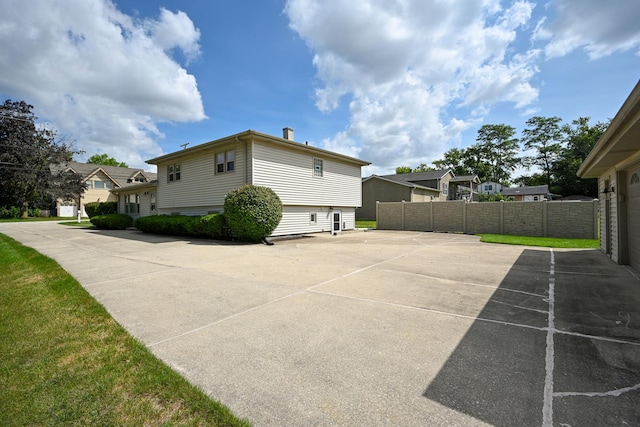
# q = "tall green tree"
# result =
<box><xmin>461</xmin><ymin>143</ymin><xmax>493</xmax><ymax>183</ymax></box>
<box><xmin>433</xmin><ymin>148</ymin><xmax>468</xmax><ymax>176</ymax></box>
<box><xmin>412</xmin><ymin>163</ymin><xmax>434</xmax><ymax>172</ymax></box>
<box><xmin>87</xmin><ymin>153</ymin><xmax>128</xmax><ymax>168</ymax></box>
<box><xmin>395</xmin><ymin>166</ymin><xmax>412</xmax><ymax>174</ymax></box>
<box><xmin>552</xmin><ymin>117</ymin><xmax>608</xmax><ymax>196</ymax></box>
<box><xmin>521</xmin><ymin>116</ymin><xmax>563</xmax><ymax>187</ymax></box>
<box><xmin>475</xmin><ymin>124</ymin><xmax>520</xmax><ymax>185</ymax></box>
<box><xmin>0</xmin><ymin>100</ymin><xmax>84</xmax><ymax>217</ymax></box>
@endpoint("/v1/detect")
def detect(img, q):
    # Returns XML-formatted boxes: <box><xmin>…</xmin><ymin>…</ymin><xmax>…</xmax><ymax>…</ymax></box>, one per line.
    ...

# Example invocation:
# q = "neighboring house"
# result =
<box><xmin>478</xmin><ymin>181</ymin><xmax>504</xmax><ymax>195</ymax></box>
<box><xmin>578</xmin><ymin>79</ymin><xmax>640</xmax><ymax>270</ymax></box>
<box><xmin>450</xmin><ymin>175</ymin><xmax>481</xmax><ymax>201</ymax></box>
<box><xmin>129</xmin><ymin>128</ymin><xmax>370</xmax><ymax>236</ymax></box>
<box><xmin>358</xmin><ymin>175</ymin><xmax>441</xmax><ymax>219</ymax></box>
<box><xmin>56</xmin><ymin>161</ymin><xmax>156</xmax><ymax>217</ymax></box>
<box><xmin>501</xmin><ymin>185</ymin><xmax>550</xmax><ymax>201</ymax></box>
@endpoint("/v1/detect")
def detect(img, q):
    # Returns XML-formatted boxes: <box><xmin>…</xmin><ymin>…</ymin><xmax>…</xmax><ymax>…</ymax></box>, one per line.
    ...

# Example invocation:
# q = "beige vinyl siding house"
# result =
<box><xmin>57</xmin><ymin>162</ymin><xmax>156</xmax><ymax>217</ymax></box>
<box><xmin>578</xmin><ymin>80</ymin><xmax>640</xmax><ymax>270</ymax></box>
<box><xmin>111</xmin><ymin>181</ymin><xmax>158</xmax><ymax>219</ymax></box>
<box><xmin>144</xmin><ymin>129</ymin><xmax>370</xmax><ymax>236</ymax></box>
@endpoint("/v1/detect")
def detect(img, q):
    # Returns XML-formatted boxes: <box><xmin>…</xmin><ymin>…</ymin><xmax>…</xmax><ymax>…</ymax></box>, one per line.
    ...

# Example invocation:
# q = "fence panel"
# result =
<box><xmin>376</xmin><ymin>200</ymin><xmax>598</xmax><ymax>239</ymax></box>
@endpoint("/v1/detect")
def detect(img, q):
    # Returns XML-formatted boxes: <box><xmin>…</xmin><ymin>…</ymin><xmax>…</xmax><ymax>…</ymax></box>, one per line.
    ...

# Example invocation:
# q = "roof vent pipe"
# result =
<box><xmin>283</xmin><ymin>127</ymin><xmax>294</xmax><ymax>141</ymax></box>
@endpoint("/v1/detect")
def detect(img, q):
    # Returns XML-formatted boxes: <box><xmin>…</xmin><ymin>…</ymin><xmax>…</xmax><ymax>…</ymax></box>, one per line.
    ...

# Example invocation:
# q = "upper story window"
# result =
<box><xmin>94</xmin><ymin>180</ymin><xmax>105</xmax><ymax>189</ymax></box>
<box><xmin>168</xmin><ymin>164</ymin><xmax>181</xmax><ymax>182</ymax></box>
<box><xmin>216</xmin><ymin>150</ymin><xmax>235</xmax><ymax>174</ymax></box>
<box><xmin>313</xmin><ymin>158</ymin><xmax>323</xmax><ymax>177</ymax></box>
<box><xmin>442</xmin><ymin>182</ymin><xmax>448</xmax><ymax>195</ymax></box>
<box><xmin>485</xmin><ymin>184</ymin><xmax>492</xmax><ymax>191</ymax></box>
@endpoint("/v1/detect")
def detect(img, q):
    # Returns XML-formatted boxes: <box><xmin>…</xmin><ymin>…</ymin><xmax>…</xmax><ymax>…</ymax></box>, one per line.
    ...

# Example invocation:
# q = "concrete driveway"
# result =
<box><xmin>2</xmin><ymin>222</ymin><xmax>639</xmax><ymax>426</ymax></box>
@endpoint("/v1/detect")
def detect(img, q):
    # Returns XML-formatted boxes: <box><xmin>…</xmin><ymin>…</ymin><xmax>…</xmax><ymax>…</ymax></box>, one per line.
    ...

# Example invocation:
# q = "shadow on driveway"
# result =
<box><xmin>424</xmin><ymin>249</ymin><xmax>640</xmax><ymax>426</ymax></box>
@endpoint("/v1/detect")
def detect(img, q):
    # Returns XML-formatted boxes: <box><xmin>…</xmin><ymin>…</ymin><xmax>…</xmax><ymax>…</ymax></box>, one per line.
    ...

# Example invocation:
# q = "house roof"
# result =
<box><xmin>146</xmin><ymin>129</ymin><xmax>371</xmax><ymax>167</ymax></box>
<box><xmin>60</xmin><ymin>161</ymin><xmax>157</xmax><ymax>188</ymax></box>
<box><xmin>501</xmin><ymin>185</ymin><xmax>550</xmax><ymax>196</ymax></box>
<box><xmin>363</xmin><ymin>175</ymin><xmax>441</xmax><ymax>193</ymax></box>
<box><xmin>578</xmin><ymin>79</ymin><xmax>640</xmax><ymax>178</ymax></box>
<box><xmin>110</xmin><ymin>180</ymin><xmax>158</xmax><ymax>194</ymax></box>
<box><xmin>376</xmin><ymin>169</ymin><xmax>453</xmax><ymax>184</ymax></box>
<box><xmin>450</xmin><ymin>175</ymin><xmax>480</xmax><ymax>183</ymax></box>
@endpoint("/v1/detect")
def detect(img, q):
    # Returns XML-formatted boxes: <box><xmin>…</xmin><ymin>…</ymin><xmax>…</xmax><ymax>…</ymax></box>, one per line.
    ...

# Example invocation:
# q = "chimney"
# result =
<box><xmin>283</xmin><ymin>127</ymin><xmax>294</xmax><ymax>141</ymax></box>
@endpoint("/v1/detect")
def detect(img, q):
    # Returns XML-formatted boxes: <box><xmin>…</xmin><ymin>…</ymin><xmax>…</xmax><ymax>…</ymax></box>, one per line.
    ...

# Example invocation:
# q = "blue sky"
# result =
<box><xmin>1</xmin><ymin>0</ymin><xmax>639</xmax><ymax>176</ymax></box>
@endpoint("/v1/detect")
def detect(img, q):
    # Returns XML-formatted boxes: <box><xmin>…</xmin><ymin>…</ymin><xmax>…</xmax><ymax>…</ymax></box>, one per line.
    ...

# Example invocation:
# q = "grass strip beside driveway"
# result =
<box><xmin>478</xmin><ymin>234</ymin><xmax>600</xmax><ymax>248</ymax></box>
<box><xmin>0</xmin><ymin>233</ymin><xmax>250</xmax><ymax>427</ymax></box>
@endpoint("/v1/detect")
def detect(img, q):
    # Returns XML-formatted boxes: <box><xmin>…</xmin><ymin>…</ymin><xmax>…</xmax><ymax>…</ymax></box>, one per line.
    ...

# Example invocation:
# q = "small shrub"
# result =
<box><xmin>224</xmin><ymin>185</ymin><xmax>282</xmax><ymax>242</ymax></box>
<box><xmin>85</xmin><ymin>201</ymin><xmax>117</xmax><ymax>218</ymax></box>
<box><xmin>134</xmin><ymin>215</ymin><xmax>196</xmax><ymax>236</ymax></box>
<box><xmin>90</xmin><ymin>214</ymin><xmax>133</xmax><ymax>230</ymax></box>
<box><xmin>0</xmin><ymin>206</ymin><xmax>21</xmax><ymax>218</ymax></box>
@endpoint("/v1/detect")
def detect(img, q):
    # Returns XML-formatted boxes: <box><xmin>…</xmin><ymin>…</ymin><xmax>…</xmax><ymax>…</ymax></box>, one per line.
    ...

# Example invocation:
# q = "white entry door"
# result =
<box><xmin>332</xmin><ymin>210</ymin><xmax>342</xmax><ymax>234</ymax></box>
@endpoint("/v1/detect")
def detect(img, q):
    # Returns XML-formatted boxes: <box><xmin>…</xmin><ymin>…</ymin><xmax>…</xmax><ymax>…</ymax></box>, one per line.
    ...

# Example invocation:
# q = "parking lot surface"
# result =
<box><xmin>2</xmin><ymin>222</ymin><xmax>639</xmax><ymax>426</ymax></box>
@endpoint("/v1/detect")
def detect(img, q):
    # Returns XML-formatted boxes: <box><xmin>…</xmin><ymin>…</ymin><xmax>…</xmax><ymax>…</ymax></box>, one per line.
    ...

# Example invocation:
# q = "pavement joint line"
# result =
<box><xmin>83</xmin><ymin>266</ymin><xmax>185</xmax><ymax>288</ymax></box>
<box><xmin>553</xmin><ymin>382</ymin><xmax>640</xmax><ymax>398</ymax></box>
<box><xmin>489</xmin><ymin>299</ymin><xmax>549</xmax><ymax>314</ymax></box>
<box><xmin>623</xmin><ymin>265</ymin><xmax>640</xmax><ymax>281</ymax></box>
<box><xmin>307</xmin><ymin>244</ymin><xmax>434</xmax><ymax>291</ymax></box>
<box><xmin>307</xmin><ymin>289</ymin><xmax>548</xmax><ymax>332</ymax></box>
<box><xmin>543</xmin><ymin>248</ymin><xmax>556</xmax><ymax>427</ymax></box>
<box><xmin>147</xmin><ymin>289</ymin><xmax>308</xmax><ymax>348</ymax></box>
<box><xmin>552</xmin><ymin>329</ymin><xmax>640</xmax><ymax>346</ymax></box>
<box><xmin>379</xmin><ymin>268</ymin><xmax>548</xmax><ymax>298</ymax></box>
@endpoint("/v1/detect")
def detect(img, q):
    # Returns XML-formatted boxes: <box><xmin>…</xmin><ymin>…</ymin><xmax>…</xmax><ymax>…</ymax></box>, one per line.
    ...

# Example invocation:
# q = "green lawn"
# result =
<box><xmin>0</xmin><ymin>216</ymin><xmax>65</xmax><ymax>222</ymax></box>
<box><xmin>478</xmin><ymin>234</ymin><xmax>600</xmax><ymax>249</ymax></box>
<box><xmin>59</xmin><ymin>220</ymin><xmax>95</xmax><ymax>228</ymax></box>
<box><xmin>355</xmin><ymin>220</ymin><xmax>376</xmax><ymax>229</ymax></box>
<box><xmin>0</xmin><ymin>233</ymin><xmax>251</xmax><ymax>427</ymax></box>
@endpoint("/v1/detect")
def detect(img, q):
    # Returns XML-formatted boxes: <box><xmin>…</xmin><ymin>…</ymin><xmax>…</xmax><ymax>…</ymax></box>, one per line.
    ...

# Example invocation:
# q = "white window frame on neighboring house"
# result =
<box><xmin>310</xmin><ymin>213</ymin><xmax>317</xmax><ymax>224</ymax></box>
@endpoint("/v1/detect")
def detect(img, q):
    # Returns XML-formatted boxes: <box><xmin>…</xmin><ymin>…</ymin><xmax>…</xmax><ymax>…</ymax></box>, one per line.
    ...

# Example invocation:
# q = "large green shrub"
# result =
<box><xmin>90</xmin><ymin>214</ymin><xmax>133</xmax><ymax>230</ymax></box>
<box><xmin>85</xmin><ymin>201</ymin><xmax>117</xmax><ymax>218</ymax></box>
<box><xmin>224</xmin><ymin>185</ymin><xmax>282</xmax><ymax>242</ymax></box>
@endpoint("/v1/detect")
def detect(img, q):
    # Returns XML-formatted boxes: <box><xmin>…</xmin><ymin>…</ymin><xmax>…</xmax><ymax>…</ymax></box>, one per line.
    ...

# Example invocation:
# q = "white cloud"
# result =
<box><xmin>0</xmin><ymin>0</ymin><xmax>205</xmax><ymax>169</ymax></box>
<box><xmin>539</xmin><ymin>0</ymin><xmax>640</xmax><ymax>59</ymax></box>
<box><xmin>285</xmin><ymin>0</ymin><xmax>540</xmax><ymax>173</ymax></box>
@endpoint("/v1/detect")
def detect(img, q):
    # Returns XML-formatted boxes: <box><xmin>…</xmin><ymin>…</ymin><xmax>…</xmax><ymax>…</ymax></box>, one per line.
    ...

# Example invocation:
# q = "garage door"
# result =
<box><xmin>628</xmin><ymin>168</ymin><xmax>640</xmax><ymax>270</ymax></box>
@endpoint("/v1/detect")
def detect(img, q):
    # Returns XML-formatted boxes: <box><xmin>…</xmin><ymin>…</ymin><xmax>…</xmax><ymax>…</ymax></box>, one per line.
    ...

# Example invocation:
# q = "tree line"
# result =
<box><xmin>0</xmin><ymin>99</ymin><xmax>129</xmax><ymax>217</ymax></box>
<box><xmin>396</xmin><ymin>116</ymin><xmax>608</xmax><ymax>197</ymax></box>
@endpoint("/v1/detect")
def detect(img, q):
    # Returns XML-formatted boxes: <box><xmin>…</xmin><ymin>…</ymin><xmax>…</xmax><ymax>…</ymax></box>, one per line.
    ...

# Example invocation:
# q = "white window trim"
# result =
<box><xmin>313</xmin><ymin>158</ymin><xmax>323</xmax><ymax>177</ymax></box>
<box><xmin>167</xmin><ymin>163</ymin><xmax>181</xmax><ymax>182</ymax></box>
<box><xmin>216</xmin><ymin>150</ymin><xmax>236</xmax><ymax>174</ymax></box>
